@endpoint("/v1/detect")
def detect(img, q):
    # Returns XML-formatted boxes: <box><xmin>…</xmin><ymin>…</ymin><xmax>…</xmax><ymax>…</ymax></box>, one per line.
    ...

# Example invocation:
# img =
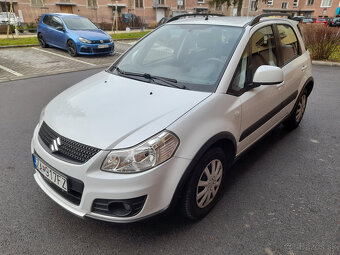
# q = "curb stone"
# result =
<box><xmin>311</xmin><ymin>60</ymin><xmax>340</xmax><ymax>67</ymax></box>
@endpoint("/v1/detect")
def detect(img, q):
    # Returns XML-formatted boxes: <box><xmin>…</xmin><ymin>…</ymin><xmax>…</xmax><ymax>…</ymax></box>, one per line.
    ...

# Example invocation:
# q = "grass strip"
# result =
<box><xmin>0</xmin><ymin>31</ymin><xmax>150</xmax><ymax>46</ymax></box>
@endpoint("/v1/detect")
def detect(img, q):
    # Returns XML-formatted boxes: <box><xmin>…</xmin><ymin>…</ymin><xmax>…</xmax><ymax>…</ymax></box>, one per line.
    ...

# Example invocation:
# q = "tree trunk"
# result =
<box><xmin>237</xmin><ymin>0</ymin><xmax>243</xmax><ymax>16</ymax></box>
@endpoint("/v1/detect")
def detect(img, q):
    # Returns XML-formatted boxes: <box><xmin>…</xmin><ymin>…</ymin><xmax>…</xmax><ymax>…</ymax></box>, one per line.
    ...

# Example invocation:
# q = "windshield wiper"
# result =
<box><xmin>114</xmin><ymin>67</ymin><xmax>186</xmax><ymax>89</ymax></box>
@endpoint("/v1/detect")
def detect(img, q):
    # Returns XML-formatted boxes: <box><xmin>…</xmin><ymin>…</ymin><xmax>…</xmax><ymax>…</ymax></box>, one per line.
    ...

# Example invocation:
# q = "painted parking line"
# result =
<box><xmin>32</xmin><ymin>47</ymin><xmax>97</xmax><ymax>67</ymax></box>
<box><xmin>0</xmin><ymin>64</ymin><xmax>23</xmax><ymax>77</ymax></box>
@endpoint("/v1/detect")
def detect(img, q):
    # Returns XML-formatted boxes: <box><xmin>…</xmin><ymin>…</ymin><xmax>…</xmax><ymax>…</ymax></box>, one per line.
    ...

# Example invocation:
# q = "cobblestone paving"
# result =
<box><xmin>0</xmin><ymin>40</ymin><xmax>135</xmax><ymax>82</ymax></box>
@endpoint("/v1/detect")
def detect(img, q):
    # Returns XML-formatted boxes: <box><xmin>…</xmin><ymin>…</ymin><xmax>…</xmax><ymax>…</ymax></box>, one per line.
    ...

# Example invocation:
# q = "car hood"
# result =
<box><xmin>43</xmin><ymin>71</ymin><xmax>211</xmax><ymax>150</ymax></box>
<box><xmin>70</xmin><ymin>29</ymin><xmax>110</xmax><ymax>40</ymax></box>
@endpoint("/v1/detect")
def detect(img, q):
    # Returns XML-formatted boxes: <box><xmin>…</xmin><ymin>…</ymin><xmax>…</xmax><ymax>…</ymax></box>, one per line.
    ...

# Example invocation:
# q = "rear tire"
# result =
<box><xmin>38</xmin><ymin>33</ymin><xmax>48</xmax><ymax>48</ymax></box>
<box><xmin>181</xmin><ymin>147</ymin><xmax>228</xmax><ymax>220</ymax></box>
<box><xmin>283</xmin><ymin>89</ymin><xmax>308</xmax><ymax>129</ymax></box>
<box><xmin>67</xmin><ymin>40</ymin><xmax>78</xmax><ymax>57</ymax></box>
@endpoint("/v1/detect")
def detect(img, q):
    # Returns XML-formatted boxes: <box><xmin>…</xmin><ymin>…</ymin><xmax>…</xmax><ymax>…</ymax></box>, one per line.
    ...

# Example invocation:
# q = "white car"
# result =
<box><xmin>31</xmin><ymin>13</ymin><xmax>313</xmax><ymax>222</ymax></box>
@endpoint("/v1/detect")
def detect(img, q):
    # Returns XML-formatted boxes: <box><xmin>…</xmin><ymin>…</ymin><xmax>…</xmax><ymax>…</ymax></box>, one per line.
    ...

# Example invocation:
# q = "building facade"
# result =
<box><xmin>1</xmin><ymin>0</ymin><xmax>339</xmax><ymax>26</ymax></box>
<box><xmin>0</xmin><ymin>0</ymin><xmax>230</xmax><ymax>25</ymax></box>
<box><xmin>246</xmin><ymin>0</ymin><xmax>340</xmax><ymax>18</ymax></box>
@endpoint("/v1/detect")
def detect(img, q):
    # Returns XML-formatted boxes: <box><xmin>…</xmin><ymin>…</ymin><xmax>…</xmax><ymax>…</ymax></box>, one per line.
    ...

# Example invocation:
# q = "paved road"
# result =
<box><xmin>0</xmin><ymin>65</ymin><xmax>339</xmax><ymax>255</ymax></box>
<box><xmin>0</xmin><ymin>40</ymin><xmax>135</xmax><ymax>82</ymax></box>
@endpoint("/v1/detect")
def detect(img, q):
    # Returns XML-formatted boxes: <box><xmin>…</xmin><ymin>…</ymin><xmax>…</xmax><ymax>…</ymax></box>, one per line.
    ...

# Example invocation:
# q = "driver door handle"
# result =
<box><xmin>301</xmin><ymin>65</ymin><xmax>308</xmax><ymax>71</ymax></box>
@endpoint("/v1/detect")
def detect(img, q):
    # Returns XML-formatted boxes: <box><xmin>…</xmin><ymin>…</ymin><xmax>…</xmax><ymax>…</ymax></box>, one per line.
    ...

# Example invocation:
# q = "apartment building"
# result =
<box><xmin>1</xmin><ymin>0</ymin><xmax>338</xmax><ymax>26</ymax></box>
<box><xmin>0</xmin><ymin>0</ymin><xmax>229</xmax><ymax>25</ymax></box>
<box><xmin>247</xmin><ymin>0</ymin><xmax>340</xmax><ymax>18</ymax></box>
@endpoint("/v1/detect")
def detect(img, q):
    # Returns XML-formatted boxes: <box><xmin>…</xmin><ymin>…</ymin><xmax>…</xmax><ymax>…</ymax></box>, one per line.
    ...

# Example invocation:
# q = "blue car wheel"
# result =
<box><xmin>38</xmin><ymin>33</ymin><xmax>48</xmax><ymax>48</ymax></box>
<box><xmin>67</xmin><ymin>40</ymin><xmax>78</xmax><ymax>57</ymax></box>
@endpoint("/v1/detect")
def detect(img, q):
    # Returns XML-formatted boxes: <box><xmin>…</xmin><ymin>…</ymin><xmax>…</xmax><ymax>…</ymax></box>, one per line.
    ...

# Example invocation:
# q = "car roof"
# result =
<box><xmin>48</xmin><ymin>13</ymin><xmax>82</xmax><ymax>18</ymax></box>
<box><xmin>168</xmin><ymin>16</ymin><xmax>296</xmax><ymax>27</ymax></box>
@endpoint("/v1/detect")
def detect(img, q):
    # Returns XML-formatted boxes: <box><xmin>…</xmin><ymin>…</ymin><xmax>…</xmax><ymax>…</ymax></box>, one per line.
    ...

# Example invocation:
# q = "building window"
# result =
<box><xmin>306</xmin><ymin>0</ymin><xmax>314</xmax><ymax>5</ymax></box>
<box><xmin>320</xmin><ymin>0</ymin><xmax>332</xmax><ymax>7</ymax></box>
<box><xmin>267</xmin><ymin>0</ymin><xmax>273</xmax><ymax>5</ymax></box>
<box><xmin>88</xmin><ymin>0</ymin><xmax>97</xmax><ymax>7</ymax></box>
<box><xmin>197</xmin><ymin>0</ymin><xmax>205</xmax><ymax>3</ymax></box>
<box><xmin>250</xmin><ymin>0</ymin><xmax>258</xmax><ymax>11</ymax></box>
<box><xmin>177</xmin><ymin>0</ymin><xmax>184</xmax><ymax>9</ymax></box>
<box><xmin>60</xmin><ymin>0</ymin><xmax>70</xmax><ymax>2</ymax></box>
<box><xmin>293</xmin><ymin>0</ymin><xmax>299</xmax><ymax>7</ymax></box>
<box><xmin>158</xmin><ymin>0</ymin><xmax>165</xmax><ymax>5</ymax></box>
<box><xmin>135</xmin><ymin>0</ymin><xmax>143</xmax><ymax>8</ymax></box>
<box><xmin>281</xmin><ymin>2</ymin><xmax>288</xmax><ymax>8</ymax></box>
<box><xmin>31</xmin><ymin>0</ymin><xmax>43</xmax><ymax>7</ymax></box>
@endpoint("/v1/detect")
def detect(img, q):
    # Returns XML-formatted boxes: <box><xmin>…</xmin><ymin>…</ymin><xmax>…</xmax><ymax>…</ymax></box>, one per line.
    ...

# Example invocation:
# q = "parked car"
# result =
<box><xmin>0</xmin><ymin>12</ymin><xmax>20</xmax><ymax>26</ymax></box>
<box><xmin>292</xmin><ymin>16</ymin><xmax>304</xmax><ymax>22</ymax></box>
<box><xmin>301</xmin><ymin>18</ymin><xmax>313</xmax><ymax>24</ymax></box>
<box><xmin>37</xmin><ymin>13</ymin><xmax>114</xmax><ymax>56</ymax></box>
<box><xmin>328</xmin><ymin>17</ymin><xmax>340</xmax><ymax>27</ymax></box>
<box><xmin>157</xmin><ymin>17</ymin><xmax>170</xmax><ymax>26</ymax></box>
<box><xmin>121</xmin><ymin>13</ymin><xmax>137</xmax><ymax>23</ymax></box>
<box><xmin>32</xmin><ymin>14</ymin><xmax>313</xmax><ymax>222</ymax></box>
<box><xmin>314</xmin><ymin>17</ymin><xmax>328</xmax><ymax>25</ymax></box>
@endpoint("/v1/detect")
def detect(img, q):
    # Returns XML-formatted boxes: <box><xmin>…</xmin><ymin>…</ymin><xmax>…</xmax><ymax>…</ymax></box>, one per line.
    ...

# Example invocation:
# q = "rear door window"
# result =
<box><xmin>277</xmin><ymin>24</ymin><xmax>301</xmax><ymax>66</ymax></box>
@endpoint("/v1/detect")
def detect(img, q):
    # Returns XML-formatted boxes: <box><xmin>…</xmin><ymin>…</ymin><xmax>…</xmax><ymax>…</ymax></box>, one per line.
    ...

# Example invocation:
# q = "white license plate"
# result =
<box><xmin>98</xmin><ymin>44</ymin><xmax>109</xmax><ymax>49</ymax></box>
<box><xmin>33</xmin><ymin>155</ymin><xmax>68</xmax><ymax>192</ymax></box>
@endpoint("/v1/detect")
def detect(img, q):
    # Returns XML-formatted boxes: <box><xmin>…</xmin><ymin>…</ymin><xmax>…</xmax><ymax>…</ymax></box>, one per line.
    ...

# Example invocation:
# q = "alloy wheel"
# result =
<box><xmin>196</xmin><ymin>159</ymin><xmax>223</xmax><ymax>208</ymax></box>
<box><xmin>295</xmin><ymin>94</ymin><xmax>307</xmax><ymax>123</ymax></box>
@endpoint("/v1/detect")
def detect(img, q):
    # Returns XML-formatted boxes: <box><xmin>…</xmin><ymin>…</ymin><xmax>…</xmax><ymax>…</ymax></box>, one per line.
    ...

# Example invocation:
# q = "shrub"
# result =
<box><xmin>300</xmin><ymin>24</ymin><xmax>340</xmax><ymax>60</ymax></box>
<box><xmin>27</xmin><ymin>22</ymin><xmax>36</xmax><ymax>33</ymax></box>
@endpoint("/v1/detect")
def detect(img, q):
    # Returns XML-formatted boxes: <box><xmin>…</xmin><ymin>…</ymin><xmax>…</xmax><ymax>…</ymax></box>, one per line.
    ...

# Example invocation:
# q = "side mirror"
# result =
<box><xmin>56</xmin><ymin>26</ymin><xmax>64</xmax><ymax>31</ymax></box>
<box><xmin>252</xmin><ymin>65</ymin><xmax>284</xmax><ymax>87</ymax></box>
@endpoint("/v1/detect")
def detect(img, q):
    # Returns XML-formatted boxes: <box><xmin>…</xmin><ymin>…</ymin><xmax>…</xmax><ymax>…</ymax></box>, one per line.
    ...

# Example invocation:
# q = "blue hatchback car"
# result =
<box><xmin>37</xmin><ymin>13</ymin><xmax>114</xmax><ymax>56</ymax></box>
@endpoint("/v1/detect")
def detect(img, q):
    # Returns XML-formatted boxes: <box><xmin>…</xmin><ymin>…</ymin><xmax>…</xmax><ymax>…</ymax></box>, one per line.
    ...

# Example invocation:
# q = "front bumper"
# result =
<box><xmin>76</xmin><ymin>42</ymin><xmax>114</xmax><ymax>55</ymax></box>
<box><xmin>31</xmin><ymin>123</ymin><xmax>191</xmax><ymax>223</ymax></box>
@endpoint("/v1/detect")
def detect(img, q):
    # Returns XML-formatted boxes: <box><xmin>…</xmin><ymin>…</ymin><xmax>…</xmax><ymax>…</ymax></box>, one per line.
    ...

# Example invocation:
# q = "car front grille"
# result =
<box><xmin>38</xmin><ymin>122</ymin><xmax>100</xmax><ymax>164</ymax></box>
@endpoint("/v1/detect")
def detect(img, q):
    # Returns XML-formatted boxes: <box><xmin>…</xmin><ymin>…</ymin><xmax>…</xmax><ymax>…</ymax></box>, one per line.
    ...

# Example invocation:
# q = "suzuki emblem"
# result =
<box><xmin>50</xmin><ymin>137</ymin><xmax>61</xmax><ymax>153</ymax></box>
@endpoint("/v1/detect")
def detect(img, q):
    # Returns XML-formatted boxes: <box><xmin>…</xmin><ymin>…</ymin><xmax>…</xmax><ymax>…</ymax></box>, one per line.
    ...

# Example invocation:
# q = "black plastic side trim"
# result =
<box><xmin>239</xmin><ymin>90</ymin><xmax>298</xmax><ymax>142</ymax></box>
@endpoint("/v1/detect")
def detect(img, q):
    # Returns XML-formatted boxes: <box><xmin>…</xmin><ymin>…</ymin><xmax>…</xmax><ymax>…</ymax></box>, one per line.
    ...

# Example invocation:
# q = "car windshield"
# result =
<box><xmin>111</xmin><ymin>24</ymin><xmax>243</xmax><ymax>92</ymax></box>
<box><xmin>63</xmin><ymin>17</ymin><xmax>98</xmax><ymax>30</ymax></box>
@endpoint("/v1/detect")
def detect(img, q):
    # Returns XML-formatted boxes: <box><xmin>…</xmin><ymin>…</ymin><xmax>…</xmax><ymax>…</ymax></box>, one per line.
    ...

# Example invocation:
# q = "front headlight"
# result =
<box><xmin>101</xmin><ymin>131</ymin><xmax>179</xmax><ymax>173</ymax></box>
<box><xmin>78</xmin><ymin>37</ymin><xmax>92</xmax><ymax>44</ymax></box>
<box><xmin>109</xmin><ymin>38</ymin><xmax>114</xmax><ymax>43</ymax></box>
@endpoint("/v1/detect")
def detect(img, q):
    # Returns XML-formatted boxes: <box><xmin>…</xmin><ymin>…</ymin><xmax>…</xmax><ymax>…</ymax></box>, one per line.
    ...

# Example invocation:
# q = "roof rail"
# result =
<box><xmin>249</xmin><ymin>12</ymin><xmax>293</xmax><ymax>26</ymax></box>
<box><xmin>167</xmin><ymin>13</ymin><xmax>224</xmax><ymax>23</ymax></box>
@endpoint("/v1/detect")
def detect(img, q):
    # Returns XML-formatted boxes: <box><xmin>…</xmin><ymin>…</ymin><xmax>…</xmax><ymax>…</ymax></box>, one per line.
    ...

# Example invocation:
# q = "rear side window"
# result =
<box><xmin>277</xmin><ymin>24</ymin><xmax>301</xmax><ymax>65</ymax></box>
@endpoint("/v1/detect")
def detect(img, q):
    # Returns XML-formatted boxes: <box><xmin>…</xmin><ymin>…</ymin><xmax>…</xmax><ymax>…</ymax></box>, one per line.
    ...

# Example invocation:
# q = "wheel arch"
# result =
<box><xmin>303</xmin><ymin>77</ymin><xmax>314</xmax><ymax>97</ymax></box>
<box><xmin>169</xmin><ymin>132</ymin><xmax>236</xmax><ymax>210</ymax></box>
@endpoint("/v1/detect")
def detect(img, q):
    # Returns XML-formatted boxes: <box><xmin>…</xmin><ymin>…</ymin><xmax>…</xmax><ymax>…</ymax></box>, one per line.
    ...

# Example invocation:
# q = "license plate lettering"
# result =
<box><xmin>98</xmin><ymin>44</ymin><xmax>109</xmax><ymax>49</ymax></box>
<box><xmin>33</xmin><ymin>155</ymin><xmax>68</xmax><ymax>192</ymax></box>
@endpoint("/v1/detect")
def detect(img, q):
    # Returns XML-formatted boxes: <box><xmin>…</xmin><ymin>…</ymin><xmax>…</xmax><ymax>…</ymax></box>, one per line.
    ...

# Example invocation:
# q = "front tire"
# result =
<box><xmin>283</xmin><ymin>89</ymin><xmax>308</xmax><ymax>129</ymax></box>
<box><xmin>67</xmin><ymin>40</ymin><xmax>78</xmax><ymax>57</ymax></box>
<box><xmin>181</xmin><ymin>147</ymin><xmax>228</xmax><ymax>220</ymax></box>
